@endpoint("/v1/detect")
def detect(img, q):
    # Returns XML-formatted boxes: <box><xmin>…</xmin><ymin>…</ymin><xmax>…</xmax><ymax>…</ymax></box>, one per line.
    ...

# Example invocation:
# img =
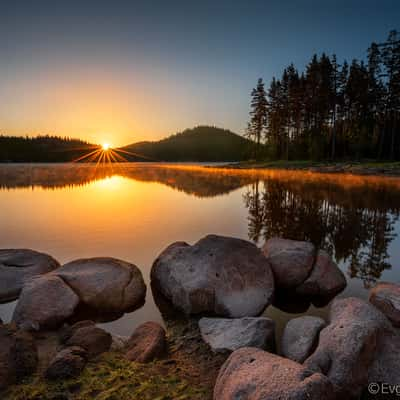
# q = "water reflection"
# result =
<box><xmin>243</xmin><ymin>178</ymin><xmax>400</xmax><ymax>288</ymax></box>
<box><xmin>1</xmin><ymin>163</ymin><xmax>399</xmax><ymax>292</ymax></box>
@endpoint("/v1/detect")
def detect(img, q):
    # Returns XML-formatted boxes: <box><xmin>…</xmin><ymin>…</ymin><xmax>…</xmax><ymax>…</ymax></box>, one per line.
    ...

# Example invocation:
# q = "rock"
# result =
<box><xmin>369</xmin><ymin>282</ymin><xmax>400</xmax><ymax>327</ymax></box>
<box><xmin>199</xmin><ymin>317</ymin><xmax>275</xmax><ymax>353</ymax></box>
<box><xmin>63</xmin><ymin>323</ymin><xmax>112</xmax><ymax>358</ymax></box>
<box><xmin>262</xmin><ymin>238</ymin><xmax>315</xmax><ymax>289</ymax></box>
<box><xmin>45</xmin><ymin>346</ymin><xmax>87</xmax><ymax>380</ymax></box>
<box><xmin>296</xmin><ymin>250</ymin><xmax>346</xmax><ymax>298</ymax></box>
<box><xmin>0</xmin><ymin>249</ymin><xmax>59</xmax><ymax>303</ymax></box>
<box><xmin>0</xmin><ymin>324</ymin><xmax>38</xmax><ymax>390</ymax></box>
<box><xmin>54</xmin><ymin>257</ymin><xmax>146</xmax><ymax>313</ymax></box>
<box><xmin>111</xmin><ymin>334</ymin><xmax>128</xmax><ymax>352</ymax></box>
<box><xmin>12</xmin><ymin>275</ymin><xmax>80</xmax><ymax>330</ymax></box>
<box><xmin>59</xmin><ymin>320</ymin><xmax>96</xmax><ymax>343</ymax></box>
<box><xmin>151</xmin><ymin>235</ymin><xmax>274</xmax><ymax>317</ymax></box>
<box><xmin>125</xmin><ymin>321</ymin><xmax>166</xmax><ymax>363</ymax></box>
<box><xmin>281</xmin><ymin>316</ymin><xmax>325</xmax><ymax>363</ymax></box>
<box><xmin>214</xmin><ymin>347</ymin><xmax>334</xmax><ymax>400</ymax></box>
<box><xmin>304</xmin><ymin>297</ymin><xmax>390</xmax><ymax>399</ymax></box>
<box><xmin>368</xmin><ymin>327</ymin><xmax>400</xmax><ymax>386</ymax></box>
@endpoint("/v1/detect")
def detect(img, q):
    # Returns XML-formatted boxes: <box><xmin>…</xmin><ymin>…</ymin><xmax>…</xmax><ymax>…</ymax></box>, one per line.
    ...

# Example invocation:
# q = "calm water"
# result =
<box><xmin>1</xmin><ymin>163</ymin><xmax>400</xmax><ymax>339</ymax></box>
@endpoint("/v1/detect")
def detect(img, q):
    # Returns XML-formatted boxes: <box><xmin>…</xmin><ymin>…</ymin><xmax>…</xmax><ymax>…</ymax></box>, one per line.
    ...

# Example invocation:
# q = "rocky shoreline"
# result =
<box><xmin>1</xmin><ymin>235</ymin><xmax>399</xmax><ymax>399</ymax></box>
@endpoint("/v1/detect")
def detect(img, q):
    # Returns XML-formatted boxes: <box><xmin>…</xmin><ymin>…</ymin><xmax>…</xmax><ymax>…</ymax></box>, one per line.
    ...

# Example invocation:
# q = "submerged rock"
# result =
<box><xmin>199</xmin><ymin>317</ymin><xmax>275</xmax><ymax>353</ymax></box>
<box><xmin>369</xmin><ymin>282</ymin><xmax>400</xmax><ymax>327</ymax></box>
<box><xmin>281</xmin><ymin>316</ymin><xmax>325</xmax><ymax>363</ymax></box>
<box><xmin>0</xmin><ymin>324</ymin><xmax>38</xmax><ymax>390</ymax></box>
<box><xmin>214</xmin><ymin>347</ymin><xmax>334</xmax><ymax>400</ymax></box>
<box><xmin>125</xmin><ymin>321</ymin><xmax>166</xmax><ymax>363</ymax></box>
<box><xmin>62</xmin><ymin>321</ymin><xmax>112</xmax><ymax>358</ymax></box>
<box><xmin>304</xmin><ymin>297</ymin><xmax>390</xmax><ymax>399</ymax></box>
<box><xmin>12</xmin><ymin>275</ymin><xmax>80</xmax><ymax>330</ymax></box>
<box><xmin>262</xmin><ymin>238</ymin><xmax>315</xmax><ymax>289</ymax></box>
<box><xmin>45</xmin><ymin>346</ymin><xmax>87</xmax><ymax>380</ymax></box>
<box><xmin>54</xmin><ymin>257</ymin><xmax>146</xmax><ymax>313</ymax></box>
<box><xmin>151</xmin><ymin>235</ymin><xmax>274</xmax><ymax>317</ymax></box>
<box><xmin>296</xmin><ymin>250</ymin><xmax>346</xmax><ymax>298</ymax></box>
<box><xmin>0</xmin><ymin>249</ymin><xmax>59</xmax><ymax>303</ymax></box>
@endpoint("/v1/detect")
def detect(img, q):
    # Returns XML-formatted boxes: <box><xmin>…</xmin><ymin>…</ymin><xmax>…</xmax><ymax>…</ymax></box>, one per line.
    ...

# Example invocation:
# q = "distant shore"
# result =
<box><xmin>221</xmin><ymin>160</ymin><xmax>400</xmax><ymax>177</ymax></box>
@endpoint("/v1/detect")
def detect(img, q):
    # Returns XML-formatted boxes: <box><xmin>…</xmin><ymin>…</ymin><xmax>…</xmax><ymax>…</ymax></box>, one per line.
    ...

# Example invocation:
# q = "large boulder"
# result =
<box><xmin>45</xmin><ymin>346</ymin><xmax>87</xmax><ymax>380</ymax></box>
<box><xmin>125</xmin><ymin>321</ymin><xmax>166</xmax><ymax>363</ymax></box>
<box><xmin>369</xmin><ymin>282</ymin><xmax>400</xmax><ymax>327</ymax></box>
<box><xmin>304</xmin><ymin>297</ymin><xmax>390</xmax><ymax>399</ymax></box>
<box><xmin>199</xmin><ymin>317</ymin><xmax>275</xmax><ymax>353</ymax></box>
<box><xmin>12</xmin><ymin>275</ymin><xmax>80</xmax><ymax>330</ymax></box>
<box><xmin>214</xmin><ymin>347</ymin><xmax>334</xmax><ymax>400</ymax></box>
<box><xmin>0</xmin><ymin>249</ymin><xmax>59</xmax><ymax>303</ymax></box>
<box><xmin>262</xmin><ymin>238</ymin><xmax>315</xmax><ymax>289</ymax></box>
<box><xmin>281</xmin><ymin>316</ymin><xmax>325</xmax><ymax>363</ymax></box>
<box><xmin>151</xmin><ymin>235</ymin><xmax>274</xmax><ymax>317</ymax></box>
<box><xmin>296</xmin><ymin>250</ymin><xmax>346</xmax><ymax>298</ymax></box>
<box><xmin>62</xmin><ymin>321</ymin><xmax>112</xmax><ymax>358</ymax></box>
<box><xmin>12</xmin><ymin>257</ymin><xmax>146</xmax><ymax>330</ymax></box>
<box><xmin>54</xmin><ymin>257</ymin><xmax>146</xmax><ymax>313</ymax></box>
<box><xmin>368</xmin><ymin>326</ymin><xmax>400</xmax><ymax>386</ymax></box>
<box><xmin>0</xmin><ymin>324</ymin><xmax>38</xmax><ymax>390</ymax></box>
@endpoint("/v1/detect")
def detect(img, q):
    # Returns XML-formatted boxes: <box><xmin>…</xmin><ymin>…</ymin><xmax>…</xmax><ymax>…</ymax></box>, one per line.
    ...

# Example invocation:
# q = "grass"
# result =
<box><xmin>3</xmin><ymin>315</ymin><xmax>226</xmax><ymax>400</ymax></box>
<box><xmin>4</xmin><ymin>352</ymin><xmax>210</xmax><ymax>400</ymax></box>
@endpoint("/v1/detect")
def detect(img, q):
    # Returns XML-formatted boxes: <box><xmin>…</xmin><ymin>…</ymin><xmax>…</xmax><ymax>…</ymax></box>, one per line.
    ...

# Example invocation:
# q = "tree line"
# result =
<box><xmin>247</xmin><ymin>30</ymin><xmax>400</xmax><ymax>161</ymax></box>
<box><xmin>0</xmin><ymin>135</ymin><xmax>96</xmax><ymax>162</ymax></box>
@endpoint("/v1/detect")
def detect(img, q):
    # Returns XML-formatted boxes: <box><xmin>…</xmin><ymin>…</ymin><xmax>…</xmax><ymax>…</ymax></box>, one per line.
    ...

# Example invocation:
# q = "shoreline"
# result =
<box><xmin>219</xmin><ymin>160</ymin><xmax>400</xmax><ymax>177</ymax></box>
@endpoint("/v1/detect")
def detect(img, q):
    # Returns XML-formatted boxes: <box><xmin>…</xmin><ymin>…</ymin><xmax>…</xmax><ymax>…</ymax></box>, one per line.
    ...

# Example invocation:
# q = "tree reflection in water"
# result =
<box><xmin>1</xmin><ymin>163</ymin><xmax>399</xmax><ymax>288</ymax></box>
<box><xmin>244</xmin><ymin>178</ymin><xmax>400</xmax><ymax>288</ymax></box>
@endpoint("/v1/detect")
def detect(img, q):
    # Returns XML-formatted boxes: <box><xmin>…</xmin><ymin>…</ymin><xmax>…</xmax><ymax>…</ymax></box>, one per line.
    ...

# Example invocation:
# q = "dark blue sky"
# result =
<box><xmin>1</xmin><ymin>0</ymin><xmax>399</xmax><ymax>145</ymax></box>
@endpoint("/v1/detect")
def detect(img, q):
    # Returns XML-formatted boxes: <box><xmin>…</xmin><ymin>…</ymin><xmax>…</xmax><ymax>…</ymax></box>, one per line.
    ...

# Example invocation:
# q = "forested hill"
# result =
<box><xmin>0</xmin><ymin>136</ymin><xmax>97</xmax><ymax>162</ymax></box>
<box><xmin>120</xmin><ymin>126</ymin><xmax>253</xmax><ymax>161</ymax></box>
<box><xmin>0</xmin><ymin>127</ymin><xmax>253</xmax><ymax>162</ymax></box>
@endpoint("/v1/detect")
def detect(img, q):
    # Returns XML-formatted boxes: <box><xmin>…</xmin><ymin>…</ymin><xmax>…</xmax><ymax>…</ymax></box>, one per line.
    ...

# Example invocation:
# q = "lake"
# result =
<box><xmin>1</xmin><ymin>163</ymin><xmax>400</xmax><ymax>341</ymax></box>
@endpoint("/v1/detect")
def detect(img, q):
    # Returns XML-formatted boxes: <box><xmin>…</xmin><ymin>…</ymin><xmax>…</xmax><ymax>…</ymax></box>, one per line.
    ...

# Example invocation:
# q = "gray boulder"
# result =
<box><xmin>368</xmin><ymin>326</ymin><xmax>400</xmax><ymax>386</ymax></box>
<box><xmin>369</xmin><ymin>282</ymin><xmax>400</xmax><ymax>327</ymax></box>
<box><xmin>214</xmin><ymin>347</ymin><xmax>334</xmax><ymax>400</ymax></box>
<box><xmin>62</xmin><ymin>321</ymin><xmax>112</xmax><ymax>358</ymax></box>
<box><xmin>262</xmin><ymin>238</ymin><xmax>315</xmax><ymax>289</ymax></box>
<box><xmin>125</xmin><ymin>321</ymin><xmax>166</xmax><ymax>363</ymax></box>
<box><xmin>12</xmin><ymin>257</ymin><xmax>146</xmax><ymax>330</ymax></box>
<box><xmin>12</xmin><ymin>275</ymin><xmax>80</xmax><ymax>330</ymax></box>
<box><xmin>199</xmin><ymin>317</ymin><xmax>275</xmax><ymax>353</ymax></box>
<box><xmin>0</xmin><ymin>324</ymin><xmax>38</xmax><ymax>390</ymax></box>
<box><xmin>151</xmin><ymin>235</ymin><xmax>274</xmax><ymax>317</ymax></box>
<box><xmin>45</xmin><ymin>346</ymin><xmax>87</xmax><ymax>380</ymax></box>
<box><xmin>0</xmin><ymin>249</ymin><xmax>59</xmax><ymax>303</ymax></box>
<box><xmin>54</xmin><ymin>257</ymin><xmax>146</xmax><ymax>313</ymax></box>
<box><xmin>304</xmin><ymin>297</ymin><xmax>390</xmax><ymax>399</ymax></box>
<box><xmin>296</xmin><ymin>250</ymin><xmax>346</xmax><ymax>298</ymax></box>
<box><xmin>281</xmin><ymin>316</ymin><xmax>325</xmax><ymax>363</ymax></box>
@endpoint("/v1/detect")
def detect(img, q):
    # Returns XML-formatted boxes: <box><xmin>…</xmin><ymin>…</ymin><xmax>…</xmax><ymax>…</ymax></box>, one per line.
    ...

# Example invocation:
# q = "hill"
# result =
<box><xmin>120</xmin><ymin>126</ymin><xmax>253</xmax><ymax>162</ymax></box>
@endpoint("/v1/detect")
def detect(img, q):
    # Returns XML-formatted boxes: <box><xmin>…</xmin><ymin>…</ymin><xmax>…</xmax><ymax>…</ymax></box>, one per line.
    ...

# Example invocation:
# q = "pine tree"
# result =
<box><xmin>248</xmin><ymin>78</ymin><xmax>268</xmax><ymax>160</ymax></box>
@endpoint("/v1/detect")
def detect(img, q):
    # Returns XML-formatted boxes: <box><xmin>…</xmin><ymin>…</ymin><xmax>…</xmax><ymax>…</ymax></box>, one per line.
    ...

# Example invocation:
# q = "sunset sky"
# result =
<box><xmin>1</xmin><ymin>0</ymin><xmax>399</xmax><ymax>147</ymax></box>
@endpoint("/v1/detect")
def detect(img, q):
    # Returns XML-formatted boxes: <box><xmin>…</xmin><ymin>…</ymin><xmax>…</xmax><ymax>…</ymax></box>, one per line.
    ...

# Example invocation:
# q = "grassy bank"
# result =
<box><xmin>3</xmin><ymin>317</ymin><xmax>226</xmax><ymax>400</ymax></box>
<box><xmin>223</xmin><ymin>160</ymin><xmax>400</xmax><ymax>176</ymax></box>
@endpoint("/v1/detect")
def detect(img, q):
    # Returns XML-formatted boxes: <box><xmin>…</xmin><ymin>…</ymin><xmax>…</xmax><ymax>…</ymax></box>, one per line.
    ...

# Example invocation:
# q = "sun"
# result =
<box><xmin>102</xmin><ymin>143</ymin><xmax>110</xmax><ymax>151</ymax></box>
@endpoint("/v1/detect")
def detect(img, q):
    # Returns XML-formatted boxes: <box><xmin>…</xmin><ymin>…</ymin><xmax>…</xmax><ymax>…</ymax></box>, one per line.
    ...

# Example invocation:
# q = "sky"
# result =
<box><xmin>0</xmin><ymin>0</ymin><xmax>399</xmax><ymax>146</ymax></box>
